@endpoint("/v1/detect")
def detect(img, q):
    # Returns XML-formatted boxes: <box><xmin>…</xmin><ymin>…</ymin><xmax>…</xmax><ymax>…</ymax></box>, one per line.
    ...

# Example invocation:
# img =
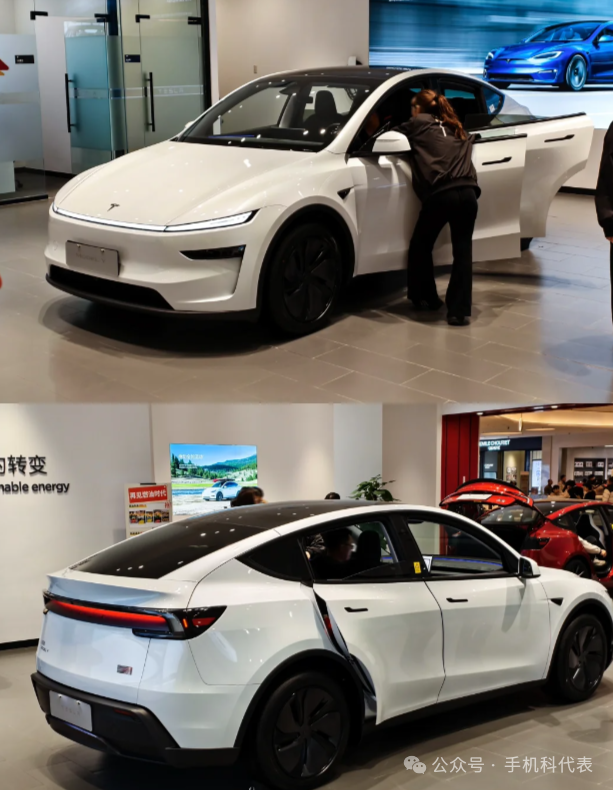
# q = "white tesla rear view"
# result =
<box><xmin>32</xmin><ymin>501</ymin><xmax>613</xmax><ymax>790</ymax></box>
<box><xmin>45</xmin><ymin>66</ymin><xmax>593</xmax><ymax>335</ymax></box>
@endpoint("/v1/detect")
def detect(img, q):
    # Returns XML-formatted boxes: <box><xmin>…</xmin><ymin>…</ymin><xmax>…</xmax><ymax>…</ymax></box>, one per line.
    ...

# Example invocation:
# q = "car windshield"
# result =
<box><xmin>526</xmin><ymin>22</ymin><xmax>600</xmax><ymax>43</ymax></box>
<box><xmin>179</xmin><ymin>76</ymin><xmax>380</xmax><ymax>152</ymax></box>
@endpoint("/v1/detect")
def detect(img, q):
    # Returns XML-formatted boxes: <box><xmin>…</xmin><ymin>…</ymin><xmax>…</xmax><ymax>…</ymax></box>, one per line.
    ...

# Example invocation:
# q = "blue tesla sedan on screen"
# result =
<box><xmin>483</xmin><ymin>20</ymin><xmax>613</xmax><ymax>91</ymax></box>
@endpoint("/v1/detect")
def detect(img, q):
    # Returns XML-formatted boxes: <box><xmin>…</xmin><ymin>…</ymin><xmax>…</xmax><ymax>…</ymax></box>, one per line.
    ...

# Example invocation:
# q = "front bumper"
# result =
<box><xmin>45</xmin><ymin>205</ymin><xmax>285</xmax><ymax>315</ymax></box>
<box><xmin>31</xmin><ymin>671</ymin><xmax>240</xmax><ymax>768</ymax></box>
<box><xmin>484</xmin><ymin>61</ymin><xmax>563</xmax><ymax>85</ymax></box>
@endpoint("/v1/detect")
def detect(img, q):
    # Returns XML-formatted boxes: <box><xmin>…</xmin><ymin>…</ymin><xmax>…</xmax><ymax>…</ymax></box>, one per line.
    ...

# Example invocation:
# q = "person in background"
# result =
<box><xmin>584</xmin><ymin>481</ymin><xmax>597</xmax><ymax>501</ymax></box>
<box><xmin>230</xmin><ymin>487</ymin><xmax>266</xmax><ymax>507</ymax></box>
<box><xmin>603</xmin><ymin>478</ymin><xmax>613</xmax><ymax>503</ymax></box>
<box><xmin>559</xmin><ymin>474</ymin><xmax>567</xmax><ymax>489</ymax></box>
<box><xmin>595</xmin><ymin>120</ymin><xmax>613</xmax><ymax>323</ymax></box>
<box><xmin>398</xmin><ymin>90</ymin><xmax>480</xmax><ymax>327</ymax></box>
<box><xmin>548</xmin><ymin>484</ymin><xmax>561</xmax><ymax>500</ymax></box>
<box><xmin>569</xmin><ymin>485</ymin><xmax>584</xmax><ymax>500</ymax></box>
<box><xmin>544</xmin><ymin>479</ymin><xmax>554</xmax><ymax>495</ymax></box>
<box><xmin>325</xmin><ymin>492</ymin><xmax>341</xmax><ymax>500</ymax></box>
<box><xmin>529</xmin><ymin>486</ymin><xmax>539</xmax><ymax>497</ymax></box>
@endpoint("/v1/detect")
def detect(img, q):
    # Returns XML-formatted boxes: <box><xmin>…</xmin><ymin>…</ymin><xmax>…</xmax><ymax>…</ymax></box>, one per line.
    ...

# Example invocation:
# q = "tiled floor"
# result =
<box><xmin>1</xmin><ymin>192</ymin><xmax>613</xmax><ymax>404</ymax></box>
<box><xmin>4</xmin><ymin>647</ymin><xmax>613</xmax><ymax>790</ymax></box>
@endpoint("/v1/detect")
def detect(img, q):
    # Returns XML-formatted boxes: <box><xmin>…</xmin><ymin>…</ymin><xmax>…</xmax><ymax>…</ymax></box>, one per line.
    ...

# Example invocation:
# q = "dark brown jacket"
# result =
<box><xmin>596</xmin><ymin>122</ymin><xmax>613</xmax><ymax>238</ymax></box>
<box><xmin>398</xmin><ymin>114</ymin><xmax>480</xmax><ymax>203</ymax></box>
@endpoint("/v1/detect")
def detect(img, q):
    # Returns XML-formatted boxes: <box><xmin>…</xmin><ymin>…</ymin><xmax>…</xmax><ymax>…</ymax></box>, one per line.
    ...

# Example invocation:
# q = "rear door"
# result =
<box><xmin>401</xmin><ymin>512</ymin><xmax>551</xmax><ymax>701</ymax></box>
<box><xmin>306</xmin><ymin>514</ymin><xmax>445</xmax><ymax>724</ymax></box>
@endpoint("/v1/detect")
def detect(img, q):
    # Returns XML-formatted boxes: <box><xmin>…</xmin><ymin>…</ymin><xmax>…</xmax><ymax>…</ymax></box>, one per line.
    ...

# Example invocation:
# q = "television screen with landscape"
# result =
<box><xmin>170</xmin><ymin>444</ymin><xmax>258</xmax><ymax>516</ymax></box>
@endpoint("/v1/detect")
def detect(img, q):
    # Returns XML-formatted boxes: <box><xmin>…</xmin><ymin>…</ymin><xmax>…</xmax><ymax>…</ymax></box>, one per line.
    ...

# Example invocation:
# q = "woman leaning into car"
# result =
<box><xmin>398</xmin><ymin>90</ymin><xmax>481</xmax><ymax>326</ymax></box>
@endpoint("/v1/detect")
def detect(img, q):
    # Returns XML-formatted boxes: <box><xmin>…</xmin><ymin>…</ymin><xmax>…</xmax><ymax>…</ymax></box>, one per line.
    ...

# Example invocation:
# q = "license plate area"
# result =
<box><xmin>49</xmin><ymin>691</ymin><xmax>93</xmax><ymax>732</ymax></box>
<box><xmin>66</xmin><ymin>241</ymin><xmax>119</xmax><ymax>277</ymax></box>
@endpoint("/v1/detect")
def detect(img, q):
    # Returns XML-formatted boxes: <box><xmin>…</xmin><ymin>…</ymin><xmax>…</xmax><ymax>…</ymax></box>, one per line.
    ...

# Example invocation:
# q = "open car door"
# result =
<box><xmin>441</xmin><ymin>479</ymin><xmax>544</xmax><ymax>552</ymax></box>
<box><xmin>481</xmin><ymin>113</ymin><xmax>593</xmax><ymax>240</ymax></box>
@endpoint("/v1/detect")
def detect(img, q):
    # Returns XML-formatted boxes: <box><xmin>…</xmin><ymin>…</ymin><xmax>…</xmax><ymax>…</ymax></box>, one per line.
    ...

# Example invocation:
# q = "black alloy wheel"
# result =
<box><xmin>254</xmin><ymin>671</ymin><xmax>350</xmax><ymax>790</ymax></box>
<box><xmin>564</xmin><ymin>55</ymin><xmax>587</xmax><ymax>91</ymax></box>
<box><xmin>564</xmin><ymin>558</ymin><xmax>591</xmax><ymax>578</ymax></box>
<box><xmin>267</xmin><ymin>223</ymin><xmax>343</xmax><ymax>335</ymax></box>
<box><xmin>216</xmin><ymin>491</ymin><xmax>224</xmax><ymax>501</ymax></box>
<box><xmin>545</xmin><ymin>614</ymin><xmax>607</xmax><ymax>702</ymax></box>
<box><xmin>567</xmin><ymin>623</ymin><xmax>606</xmax><ymax>695</ymax></box>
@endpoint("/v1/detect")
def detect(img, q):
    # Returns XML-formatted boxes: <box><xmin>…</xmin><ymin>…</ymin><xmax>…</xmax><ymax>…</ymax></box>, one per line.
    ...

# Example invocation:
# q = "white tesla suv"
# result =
<box><xmin>45</xmin><ymin>67</ymin><xmax>593</xmax><ymax>335</ymax></box>
<box><xmin>202</xmin><ymin>480</ymin><xmax>241</xmax><ymax>501</ymax></box>
<box><xmin>32</xmin><ymin>501</ymin><xmax>613</xmax><ymax>790</ymax></box>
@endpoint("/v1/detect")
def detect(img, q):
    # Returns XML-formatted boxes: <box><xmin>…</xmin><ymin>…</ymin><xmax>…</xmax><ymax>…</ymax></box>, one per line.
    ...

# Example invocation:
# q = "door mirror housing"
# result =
<box><xmin>519</xmin><ymin>556</ymin><xmax>540</xmax><ymax>579</ymax></box>
<box><xmin>372</xmin><ymin>131</ymin><xmax>411</xmax><ymax>156</ymax></box>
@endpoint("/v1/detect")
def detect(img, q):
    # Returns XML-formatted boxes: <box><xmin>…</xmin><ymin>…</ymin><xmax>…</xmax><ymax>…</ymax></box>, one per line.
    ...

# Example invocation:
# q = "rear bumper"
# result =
<box><xmin>31</xmin><ymin>671</ymin><xmax>240</xmax><ymax>768</ymax></box>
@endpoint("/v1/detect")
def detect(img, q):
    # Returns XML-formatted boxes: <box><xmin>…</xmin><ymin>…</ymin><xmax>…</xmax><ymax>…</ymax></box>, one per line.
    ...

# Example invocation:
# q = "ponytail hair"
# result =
<box><xmin>413</xmin><ymin>89</ymin><xmax>467</xmax><ymax>141</ymax></box>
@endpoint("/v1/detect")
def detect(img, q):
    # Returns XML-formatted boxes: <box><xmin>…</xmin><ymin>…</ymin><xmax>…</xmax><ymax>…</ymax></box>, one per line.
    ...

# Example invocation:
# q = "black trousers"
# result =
<box><xmin>407</xmin><ymin>186</ymin><xmax>479</xmax><ymax>318</ymax></box>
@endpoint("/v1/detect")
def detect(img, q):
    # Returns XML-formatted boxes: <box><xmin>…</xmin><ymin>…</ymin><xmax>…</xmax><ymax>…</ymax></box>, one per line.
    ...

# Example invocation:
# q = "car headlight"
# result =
<box><xmin>533</xmin><ymin>51</ymin><xmax>563</xmax><ymax>61</ymax></box>
<box><xmin>486</xmin><ymin>51</ymin><xmax>496</xmax><ymax>61</ymax></box>
<box><xmin>165</xmin><ymin>211</ymin><xmax>257</xmax><ymax>233</ymax></box>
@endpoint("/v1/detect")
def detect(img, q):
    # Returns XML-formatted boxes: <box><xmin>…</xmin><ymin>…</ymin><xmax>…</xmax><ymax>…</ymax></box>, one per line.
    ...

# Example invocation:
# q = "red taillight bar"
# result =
<box><xmin>47</xmin><ymin>600</ymin><xmax>170</xmax><ymax>632</ymax></box>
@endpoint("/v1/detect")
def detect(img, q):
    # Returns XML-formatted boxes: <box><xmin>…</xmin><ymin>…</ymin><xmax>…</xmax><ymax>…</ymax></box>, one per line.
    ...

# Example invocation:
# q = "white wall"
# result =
<box><xmin>333</xmin><ymin>404</ymin><xmax>382</xmax><ymax>498</ymax></box>
<box><xmin>0</xmin><ymin>0</ymin><xmax>16</xmax><ymax>34</ymax></box>
<box><xmin>214</xmin><ymin>0</ymin><xmax>370</xmax><ymax>97</ymax></box>
<box><xmin>382</xmin><ymin>404</ymin><xmax>442</xmax><ymax>507</ymax></box>
<box><xmin>0</xmin><ymin>404</ymin><xmax>153</xmax><ymax>644</ymax></box>
<box><xmin>151</xmin><ymin>404</ymin><xmax>336</xmax><ymax>502</ymax></box>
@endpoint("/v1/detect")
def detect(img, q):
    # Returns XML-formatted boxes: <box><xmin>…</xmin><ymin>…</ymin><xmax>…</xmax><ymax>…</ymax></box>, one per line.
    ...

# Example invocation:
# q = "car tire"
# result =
<box><xmin>491</xmin><ymin>81</ymin><xmax>510</xmax><ymax>89</ymax></box>
<box><xmin>216</xmin><ymin>491</ymin><xmax>223</xmax><ymax>501</ymax></box>
<box><xmin>563</xmin><ymin>55</ymin><xmax>587</xmax><ymax>91</ymax></box>
<box><xmin>520</xmin><ymin>237</ymin><xmax>533</xmax><ymax>252</ymax></box>
<box><xmin>252</xmin><ymin>670</ymin><xmax>350</xmax><ymax>790</ymax></box>
<box><xmin>266</xmin><ymin>222</ymin><xmax>344</xmax><ymax>336</ymax></box>
<box><xmin>564</xmin><ymin>558</ymin><xmax>591</xmax><ymax>578</ymax></box>
<box><xmin>545</xmin><ymin>614</ymin><xmax>607</xmax><ymax>703</ymax></box>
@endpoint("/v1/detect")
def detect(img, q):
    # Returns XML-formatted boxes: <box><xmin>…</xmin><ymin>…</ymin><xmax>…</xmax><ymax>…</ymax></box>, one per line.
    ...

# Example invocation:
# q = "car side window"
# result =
<box><xmin>350</xmin><ymin>80</ymin><xmax>428</xmax><ymax>152</ymax></box>
<box><xmin>437</xmin><ymin>79</ymin><xmax>486</xmax><ymax>130</ymax></box>
<box><xmin>482</xmin><ymin>86</ymin><xmax>504</xmax><ymax>116</ymax></box>
<box><xmin>403</xmin><ymin>517</ymin><xmax>510</xmax><ymax>578</ymax></box>
<box><xmin>239</xmin><ymin>535</ymin><xmax>312</xmax><ymax>582</ymax></box>
<box><xmin>598</xmin><ymin>28</ymin><xmax>613</xmax><ymax>43</ymax></box>
<box><xmin>301</xmin><ymin>518</ymin><xmax>423</xmax><ymax>582</ymax></box>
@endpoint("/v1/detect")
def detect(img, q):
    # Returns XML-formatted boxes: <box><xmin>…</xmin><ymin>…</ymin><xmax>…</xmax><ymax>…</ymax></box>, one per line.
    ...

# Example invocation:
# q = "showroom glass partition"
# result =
<box><xmin>0</xmin><ymin>16</ymin><xmax>47</xmax><ymax>204</ymax></box>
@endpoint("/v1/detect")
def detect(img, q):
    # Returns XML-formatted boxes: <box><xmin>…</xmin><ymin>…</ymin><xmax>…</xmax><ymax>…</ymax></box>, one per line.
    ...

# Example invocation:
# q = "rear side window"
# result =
<box><xmin>239</xmin><ymin>536</ymin><xmax>312</xmax><ymax>582</ymax></box>
<box><xmin>72</xmin><ymin>518</ymin><xmax>261</xmax><ymax>579</ymax></box>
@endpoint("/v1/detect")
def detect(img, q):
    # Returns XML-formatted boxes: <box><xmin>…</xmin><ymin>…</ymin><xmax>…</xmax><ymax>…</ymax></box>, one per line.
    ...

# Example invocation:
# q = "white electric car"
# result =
<box><xmin>45</xmin><ymin>67</ymin><xmax>593</xmax><ymax>335</ymax></box>
<box><xmin>202</xmin><ymin>479</ymin><xmax>241</xmax><ymax>501</ymax></box>
<box><xmin>32</xmin><ymin>501</ymin><xmax>613</xmax><ymax>789</ymax></box>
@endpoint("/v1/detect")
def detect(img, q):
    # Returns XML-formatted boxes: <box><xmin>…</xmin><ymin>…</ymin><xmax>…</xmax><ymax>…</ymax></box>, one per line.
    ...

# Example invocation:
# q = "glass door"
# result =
<box><xmin>135</xmin><ymin>0</ymin><xmax>204</xmax><ymax>148</ymax></box>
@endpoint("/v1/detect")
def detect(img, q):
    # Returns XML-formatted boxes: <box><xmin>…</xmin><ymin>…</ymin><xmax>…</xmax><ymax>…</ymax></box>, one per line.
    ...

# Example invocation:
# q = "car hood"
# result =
<box><xmin>496</xmin><ymin>42</ymin><xmax>574</xmax><ymax>59</ymax></box>
<box><xmin>55</xmin><ymin>141</ymin><xmax>316</xmax><ymax>228</ymax></box>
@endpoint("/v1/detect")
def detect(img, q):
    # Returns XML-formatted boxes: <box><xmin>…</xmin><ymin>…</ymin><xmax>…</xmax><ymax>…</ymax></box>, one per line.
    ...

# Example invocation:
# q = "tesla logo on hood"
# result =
<box><xmin>0</xmin><ymin>58</ymin><xmax>9</xmax><ymax>76</ymax></box>
<box><xmin>108</xmin><ymin>203</ymin><xmax>120</xmax><ymax>211</ymax></box>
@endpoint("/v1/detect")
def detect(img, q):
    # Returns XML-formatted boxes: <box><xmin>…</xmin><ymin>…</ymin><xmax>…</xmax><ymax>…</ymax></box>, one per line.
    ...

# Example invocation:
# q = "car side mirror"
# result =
<box><xmin>519</xmin><ymin>556</ymin><xmax>540</xmax><ymax>579</ymax></box>
<box><xmin>372</xmin><ymin>131</ymin><xmax>411</xmax><ymax>156</ymax></box>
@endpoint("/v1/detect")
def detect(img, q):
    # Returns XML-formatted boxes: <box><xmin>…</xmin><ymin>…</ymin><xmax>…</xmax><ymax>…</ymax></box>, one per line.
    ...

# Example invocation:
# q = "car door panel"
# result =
<box><xmin>425</xmin><ymin>576</ymin><xmax>551</xmax><ymax>701</ymax></box>
<box><xmin>482</xmin><ymin>114</ymin><xmax>593</xmax><ymax>240</ymax></box>
<box><xmin>312</xmin><ymin>580</ymin><xmax>445</xmax><ymax>724</ymax></box>
<box><xmin>591</xmin><ymin>30</ymin><xmax>613</xmax><ymax>79</ymax></box>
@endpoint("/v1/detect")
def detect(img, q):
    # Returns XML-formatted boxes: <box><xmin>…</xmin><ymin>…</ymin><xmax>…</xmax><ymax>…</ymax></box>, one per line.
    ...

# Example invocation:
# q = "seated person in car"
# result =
<box><xmin>579</xmin><ymin>535</ymin><xmax>607</xmax><ymax>568</ymax></box>
<box><xmin>310</xmin><ymin>528</ymin><xmax>356</xmax><ymax>579</ymax></box>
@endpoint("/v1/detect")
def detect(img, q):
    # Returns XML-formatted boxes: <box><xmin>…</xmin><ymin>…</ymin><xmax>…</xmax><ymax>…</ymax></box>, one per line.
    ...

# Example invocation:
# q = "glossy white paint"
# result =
<box><xmin>35</xmin><ymin>503</ymin><xmax>613</xmax><ymax>754</ymax></box>
<box><xmin>46</xmin><ymin>68</ymin><xmax>594</xmax><ymax>316</ymax></box>
<box><xmin>426</xmin><ymin>576</ymin><xmax>550</xmax><ymax>701</ymax></box>
<box><xmin>312</xmin><ymin>579</ymin><xmax>445</xmax><ymax>723</ymax></box>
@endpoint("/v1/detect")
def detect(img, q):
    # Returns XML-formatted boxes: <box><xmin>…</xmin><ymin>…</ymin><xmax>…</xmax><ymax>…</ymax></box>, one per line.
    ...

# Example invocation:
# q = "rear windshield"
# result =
<box><xmin>72</xmin><ymin>516</ymin><xmax>261</xmax><ymax>579</ymax></box>
<box><xmin>481</xmin><ymin>505</ymin><xmax>541</xmax><ymax>527</ymax></box>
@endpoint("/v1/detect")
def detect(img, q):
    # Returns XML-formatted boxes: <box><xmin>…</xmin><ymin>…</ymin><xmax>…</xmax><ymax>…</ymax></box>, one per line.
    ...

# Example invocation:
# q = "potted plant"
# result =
<box><xmin>350</xmin><ymin>475</ymin><xmax>398</xmax><ymax>502</ymax></box>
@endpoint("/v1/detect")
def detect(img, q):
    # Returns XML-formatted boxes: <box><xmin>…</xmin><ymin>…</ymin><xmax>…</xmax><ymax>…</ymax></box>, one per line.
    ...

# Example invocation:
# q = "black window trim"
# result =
<box><xmin>238</xmin><ymin>533</ymin><xmax>312</xmax><ymax>584</ymax></box>
<box><xmin>296</xmin><ymin>512</ymin><xmax>426</xmax><ymax>585</ymax></box>
<box><xmin>396</xmin><ymin>508</ymin><xmax>521</xmax><ymax>582</ymax></box>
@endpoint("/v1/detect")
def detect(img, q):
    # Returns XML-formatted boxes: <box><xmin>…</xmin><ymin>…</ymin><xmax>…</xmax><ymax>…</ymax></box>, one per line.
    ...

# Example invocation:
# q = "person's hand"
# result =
<box><xmin>607</xmin><ymin>237</ymin><xmax>613</xmax><ymax>243</ymax></box>
<box><xmin>602</xmin><ymin>549</ymin><xmax>607</xmax><ymax>557</ymax></box>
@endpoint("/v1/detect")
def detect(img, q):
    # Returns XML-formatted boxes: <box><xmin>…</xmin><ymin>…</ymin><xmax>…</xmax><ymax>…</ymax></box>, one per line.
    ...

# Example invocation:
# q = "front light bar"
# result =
<box><xmin>51</xmin><ymin>204</ymin><xmax>257</xmax><ymax>233</ymax></box>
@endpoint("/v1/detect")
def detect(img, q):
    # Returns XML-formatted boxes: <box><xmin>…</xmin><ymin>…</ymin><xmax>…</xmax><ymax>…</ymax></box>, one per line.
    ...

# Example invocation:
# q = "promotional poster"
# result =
<box><xmin>125</xmin><ymin>483</ymin><xmax>172</xmax><ymax>538</ymax></box>
<box><xmin>170</xmin><ymin>444</ymin><xmax>259</xmax><ymax>516</ymax></box>
<box><xmin>369</xmin><ymin>1</ymin><xmax>613</xmax><ymax>128</ymax></box>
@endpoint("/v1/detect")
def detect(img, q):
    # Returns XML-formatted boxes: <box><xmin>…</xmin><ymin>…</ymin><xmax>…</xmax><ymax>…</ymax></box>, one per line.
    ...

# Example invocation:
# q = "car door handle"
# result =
<box><xmin>544</xmin><ymin>134</ymin><xmax>575</xmax><ymax>143</ymax></box>
<box><xmin>345</xmin><ymin>607</ymin><xmax>368</xmax><ymax>613</ymax></box>
<box><xmin>482</xmin><ymin>157</ymin><xmax>512</xmax><ymax>166</ymax></box>
<box><xmin>446</xmin><ymin>598</ymin><xmax>469</xmax><ymax>603</ymax></box>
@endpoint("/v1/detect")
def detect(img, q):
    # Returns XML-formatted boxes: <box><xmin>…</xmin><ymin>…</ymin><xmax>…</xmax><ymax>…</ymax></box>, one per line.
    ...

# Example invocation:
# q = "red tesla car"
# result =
<box><xmin>441</xmin><ymin>479</ymin><xmax>613</xmax><ymax>588</ymax></box>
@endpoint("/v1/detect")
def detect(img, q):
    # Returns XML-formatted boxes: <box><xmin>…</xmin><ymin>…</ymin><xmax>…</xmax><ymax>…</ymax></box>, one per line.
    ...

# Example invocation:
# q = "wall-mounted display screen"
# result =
<box><xmin>369</xmin><ymin>0</ymin><xmax>613</xmax><ymax>129</ymax></box>
<box><xmin>170</xmin><ymin>444</ymin><xmax>258</xmax><ymax>516</ymax></box>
